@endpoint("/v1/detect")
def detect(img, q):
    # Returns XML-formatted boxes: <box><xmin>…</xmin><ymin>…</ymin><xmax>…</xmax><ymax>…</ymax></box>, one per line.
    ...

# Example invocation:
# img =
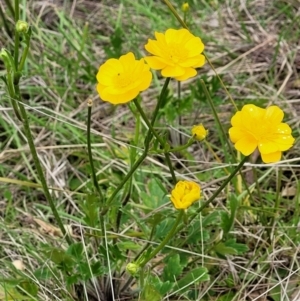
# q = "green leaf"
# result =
<box><xmin>141</xmin><ymin>281</ymin><xmax>161</xmax><ymax>301</ymax></box>
<box><xmin>220</xmin><ymin>195</ymin><xmax>239</xmax><ymax>236</ymax></box>
<box><xmin>44</xmin><ymin>247</ymin><xmax>75</xmax><ymax>269</ymax></box>
<box><xmin>33</xmin><ymin>267</ymin><xmax>52</xmax><ymax>280</ymax></box>
<box><xmin>0</xmin><ymin>284</ymin><xmax>30</xmax><ymax>300</ymax></box>
<box><xmin>158</xmin><ymin>281</ymin><xmax>173</xmax><ymax>295</ymax></box>
<box><xmin>220</xmin><ymin>211</ymin><xmax>231</xmax><ymax>234</ymax></box>
<box><xmin>218</xmin><ymin>292</ymin><xmax>237</xmax><ymax>301</ymax></box>
<box><xmin>82</xmin><ymin>193</ymin><xmax>100</xmax><ymax>227</ymax></box>
<box><xmin>224</xmin><ymin>239</ymin><xmax>249</xmax><ymax>255</ymax></box>
<box><xmin>117</xmin><ymin>241</ymin><xmax>141</xmax><ymax>251</ymax></box>
<box><xmin>214</xmin><ymin>242</ymin><xmax>238</xmax><ymax>257</ymax></box>
<box><xmin>202</xmin><ymin>210</ymin><xmax>220</xmax><ymax>227</ymax></box>
<box><xmin>162</xmin><ymin>254</ymin><xmax>183</xmax><ymax>282</ymax></box>
<box><xmin>173</xmin><ymin>267</ymin><xmax>209</xmax><ymax>293</ymax></box>
<box><xmin>142</xmin><ymin>178</ymin><xmax>168</xmax><ymax>209</ymax></box>
<box><xmin>19</xmin><ymin>280</ymin><xmax>38</xmax><ymax>297</ymax></box>
<box><xmin>67</xmin><ymin>242</ymin><xmax>84</xmax><ymax>260</ymax></box>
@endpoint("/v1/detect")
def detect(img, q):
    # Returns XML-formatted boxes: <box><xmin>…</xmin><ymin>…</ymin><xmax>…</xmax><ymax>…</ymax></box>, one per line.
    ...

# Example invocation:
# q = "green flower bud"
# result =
<box><xmin>0</xmin><ymin>48</ymin><xmax>13</xmax><ymax>70</ymax></box>
<box><xmin>126</xmin><ymin>262</ymin><xmax>139</xmax><ymax>276</ymax></box>
<box><xmin>16</xmin><ymin>20</ymin><xmax>29</xmax><ymax>33</ymax></box>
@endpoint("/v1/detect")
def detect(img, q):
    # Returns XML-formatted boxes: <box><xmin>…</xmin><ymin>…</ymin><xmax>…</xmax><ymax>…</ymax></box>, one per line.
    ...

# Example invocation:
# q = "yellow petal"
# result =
<box><xmin>258</xmin><ymin>140</ymin><xmax>279</xmax><ymax>154</ymax></box>
<box><xmin>99</xmin><ymin>86</ymin><xmax>139</xmax><ymax>104</ymax></box>
<box><xmin>265</xmin><ymin>106</ymin><xmax>284</xmax><ymax>124</ymax></box>
<box><xmin>175</xmin><ymin>67</ymin><xmax>197</xmax><ymax>81</ymax></box>
<box><xmin>119</xmin><ymin>52</ymin><xmax>135</xmax><ymax>65</ymax></box>
<box><xmin>261</xmin><ymin>151</ymin><xmax>282</xmax><ymax>163</ymax></box>
<box><xmin>96</xmin><ymin>59</ymin><xmax>122</xmax><ymax>85</ymax></box>
<box><xmin>241</xmin><ymin>104</ymin><xmax>265</xmax><ymax>121</ymax></box>
<box><xmin>234</xmin><ymin>136</ymin><xmax>257</xmax><ymax>156</ymax></box>
<box><xmin>268</xmin><ymin>124</ymin><xmax>294</xmax><ymax>151</ymax></box>
<box><xmin>144</xmin><ymin>56</ymin><xmax>167</xmax><ymax>69</ymax></box>
<box><xmin>136</xmin><ymin>69</ymin><xmax>152</xmax><ymax>91</ymax></box>
<box><xmin>229</xmin><ymin>127</ymin><xmax>245</xmax><ymax>143</ymax></box>
<box><xmin>185</xmin><ymin>37</ymin><xmax>205</xmax><ymax>56</ymax></box>
<box><xmin>231</xmin><ymin>111</ymin><xmax>243</xmax><ymax>127</ymax></box>
<box><xmin>162</xmin><ymin>65</ymin><xmax>186</xmax><ymax>77</ymax></box>
<box><xmin>179</xmin><ymin>55</ymin><xmax>205</xmax><ymax>68</ymax></box>
<box><xmin>145</xmin><ymin>39</ymin><xmax>166</xmax><ymax>57</ymax></box>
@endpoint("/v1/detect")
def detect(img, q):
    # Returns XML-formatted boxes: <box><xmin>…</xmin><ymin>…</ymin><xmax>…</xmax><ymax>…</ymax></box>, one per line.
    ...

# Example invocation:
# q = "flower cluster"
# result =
<box><xmin>229</xmin><ymin>104</ymin><xmax>294</xmax><ymax>163</ymax></box>
<box><xmin>95</xmin><ymin>25</ymin><xmax>296</xmax><ymax>212</ymax></box>
<box><xmin>96</xmin><ymin>28</ymin><xmax>205</xmax><ymax>105</ymax></box>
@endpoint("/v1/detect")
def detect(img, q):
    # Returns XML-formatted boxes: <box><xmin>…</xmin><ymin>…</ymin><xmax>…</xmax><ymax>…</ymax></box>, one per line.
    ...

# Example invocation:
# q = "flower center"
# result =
<box><xmin>168</xmin><ymin>43</ymin><xmax>187</xmax><ymax>63</ymax></box>
<box><xmin>248</xmin><ymin>120</ymin><xmax>273</xmax><ymax>141</ymax></box>
<box><xmin>114</xmin><ymin>72</ymin><xmax>132</xmax><ymax>88</ymax></box>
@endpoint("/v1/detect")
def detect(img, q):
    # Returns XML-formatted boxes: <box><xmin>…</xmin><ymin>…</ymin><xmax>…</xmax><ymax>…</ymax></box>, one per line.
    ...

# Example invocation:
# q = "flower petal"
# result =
<box><xmin>265</xmin><ymin>106</ymin><xmax>284</xmax><ymax>124</ymax></box>
<box><xmin>179</xmin><ymin>55</ymin><xmax>205</xmax><ymax>68</ymax></box>
<box><xmin>261</xmin><ymin>151</ymin><xmax>282</xmax><ymax>163</ymax></box>
<box><xmin>185</xmin><ymin>37</ymin><xmax>205</xmax><ymax>56</ymax></box>
<box><xmin>234</xmin><ymin>136</ymin><xmax>257</xmax><ymax>156</ymax></box>
<box><xmin>258</xmin><ymin>139</ymin><xmax>279</xmax><ymax>154</ymax></box>
<box><xmin>231</xmin><ymin>111</ymin><xmax>243</xmax><ymax>127</ymax></box>
<box><xmin>175</xmin><ymin>67</ymin><xmax>197</xmax><ymax>81</ymax></box>
<box><xmin>229</xmin><ymin>127</ymin><xmax>246</xmax><ymax>143</ymax></box>
<box><xmin>162</xmin><ymin>65</ymin><xmax>185</xmax><ymax>78</ymax></box>
<box><xmin>144</xmin><ymin>56</ymin><xmax>167</xmax><ymax>69</ymax></box>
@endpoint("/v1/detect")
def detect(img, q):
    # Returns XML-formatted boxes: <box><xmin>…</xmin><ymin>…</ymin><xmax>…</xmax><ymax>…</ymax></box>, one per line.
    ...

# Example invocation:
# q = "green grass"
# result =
<box><xmin>0</xmin><ymin>0</ymin><xmax>300</xmax><ymax>300</ymax></box>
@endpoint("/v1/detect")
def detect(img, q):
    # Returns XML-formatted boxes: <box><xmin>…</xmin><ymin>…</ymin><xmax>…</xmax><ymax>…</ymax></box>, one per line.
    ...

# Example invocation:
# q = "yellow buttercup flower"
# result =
<box><xmin>192</xmin><ymin>124</ymin><xmax>207</xmax><ymax>141</ymax></box>
<box><xmin>96</xmin><ymin>52</ymin><xmax>152</xmax><ymax>105</ymax></box>
<box><xmin>229</xmin><ymin>104</ymin><xmax>295</xmax><ymax>163</ymax></box>
<box><xmin>144</xmin><ymin>28</ymin><xmax>205</xmax><ymax>81</ymax></box>
<box><xmin>182</xmin><ymin>2</ymin><xmax>190</xmax><ymax>12</ymax></box>
<box><xmin>170</xmin><ymin>181</ymin><xmax>201</xmax><ymax>210</ymax></box>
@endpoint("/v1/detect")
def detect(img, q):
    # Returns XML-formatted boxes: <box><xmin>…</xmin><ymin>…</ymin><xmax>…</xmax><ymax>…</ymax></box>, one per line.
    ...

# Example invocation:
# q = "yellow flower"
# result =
<box><xmin>181</xmin><ymin>2</ymin><xmax>190</xmax><ymax>12</ymax></box>
<box><xmin>144</xmin><ymin>28</ymin><xmax>205</xmax><ymax>81</ymax></box>
<box><xmin>96</xmin><ymin>52</ymin><xmax>152</xmax><ymax>105</ymax></box>
<box><xmin>192</xmin><ymin>124</ymin><xmax>207</xmax><ymax>141</ymax></box>
<box><xmin>170</xmin><ymin>181</ymin><xmax>201</xmax><ymax>210</ymax></box>
<box><xmin>229</xmin><ymin>104</ymin><xmax>295</xmax><ymax>163</ymax></box>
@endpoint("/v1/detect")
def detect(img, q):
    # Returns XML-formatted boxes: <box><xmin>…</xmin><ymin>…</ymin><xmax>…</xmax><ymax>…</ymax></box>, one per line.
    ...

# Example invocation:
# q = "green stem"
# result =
<box><xmin>87</xmin><ymin>105</ymin><xmax>103</xmax><ymax>201</ymax></box>
<box><xmin>17</xmin><ymin>28</ymin><xmax>32</xmax><ymax>74</ymax></box>
<box><xmin>200</xmin><ymin>79</ymin><xmax>235</xmax><ymax>160</ymax></box>
<box><xmin>175</xmin><ymin>157</ymin><xmax>248</xmax><ymax>249</ymax></box>
<box><xmin>269</xmin><ymin>167</ymin><xmax>282</xmax><ymax>240</ymax></box>
<box><xmin>101</xmin><ymin>78</ymin><xmax>171</xmax><ymax>213</ymax></box>
<box><xmin>18</xmin><ymin>101</ymin><xmax>72</xmax><ymax>245</ymax></box>
<box><xmin>133</xmin><ymin>99</ymin><xmax>177</xmax><ymax>183</ymax></box>
<box><xmin>140</xmin><ymin>210</ymin><xmax>184</xmax><ymax>268</ymax></box>
<box><xmin>163</xmin><ymin>0</ymin><xmax>187</xmax><ymax>28</ymax></box>
<box><xmin>133</xmin><ymin>99</ymin><xmax>162</xmax><ymax>143</ymax></box>
<box><xmin>191</xmin><ymin>156</ymin><xmax>248</xmax><ymax>222</ymax></box>
<box><xmin>87</xmin><ymin>104</ymin><xmax>105</xmax><ymax>246</ymax></box>
<box><xmin>14</xmin><ymin>0</ymin><xmax>20</xmax><ymax>70</ymax></box>
<box><xmin>151</xmin><ymin>138</ymin><xmax>194</xmax><ymax>154</ymax></box>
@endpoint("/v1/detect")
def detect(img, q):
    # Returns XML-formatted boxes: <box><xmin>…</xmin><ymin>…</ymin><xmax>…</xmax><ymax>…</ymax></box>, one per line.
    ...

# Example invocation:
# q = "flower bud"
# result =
<box><xmin>16</xmin><ymin>20</ymin><xmax>29</xmax><ymax>33</ymax></box>
<box><xmin>126</xmin><ymin>262</ymin><xmax>139</xmax><ymax>276</ymax></box>
<box><xmin>191</xmin><ymin>124</ymin><xmax>207</xmax><ymax>141</ymax></box>
<box><xmin>181</xmin><ymin>2</ymin><xmax>190</xmax><ymax>12</ymax></box>
<box><xmin>170</xmin><ymin>181</ymin><xmax>201</xmax><ymax>210</ymax></box>
<box><xmin>0</xmin><ymin>48</ymin><xmax>13</xmax><ymax>70</ymax></box>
